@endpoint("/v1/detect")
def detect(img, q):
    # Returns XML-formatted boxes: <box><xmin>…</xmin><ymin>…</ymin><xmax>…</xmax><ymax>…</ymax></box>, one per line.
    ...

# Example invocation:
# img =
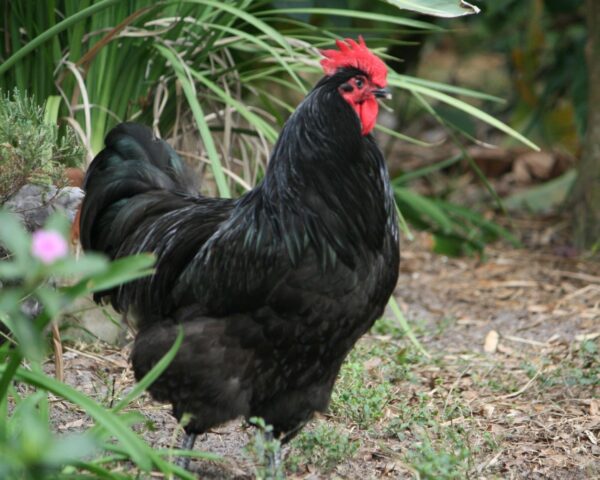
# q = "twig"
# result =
<box><xmin>497</xmin><ymin>368</ymin><xmax>543</xmax><ymax>400</ymax></box>
<box><xmin>502</xmin><ymin>335</ymin><xmax>549</xmax><ymax>348</ymax></box>
<box><xmin>63</xmin><ymin>346</ymin><xmax>126</xmax><ymax>368</ymax></box>
<box><xmin>52</xmin><ymin>322</ymin><xmax>64</xmax><ymax>382</ymax></box>
<box><xmin>443</xmin><ymin>365</ymin><xmax>471</xmax><ymax>415</ymax></box>
<box><xmin>556</xmin><ymin>270</ymin><xmax>600</xmax><ymax>284</ymax></box>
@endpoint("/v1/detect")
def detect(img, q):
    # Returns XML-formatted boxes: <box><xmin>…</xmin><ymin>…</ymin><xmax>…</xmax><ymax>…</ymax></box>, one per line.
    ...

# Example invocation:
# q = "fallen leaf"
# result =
<box><xmin>584</xmin><ymin>430</ymin><xmax>598</xmax><ymax>445</ymax></box>
<box><xmin>591</xmin><ymin>399</ymin><xmax>599</xmax><ymax>416</ymax></box>
<box><xmin>518</xmin><ymin>151</ymin><xmax>556</xmax><ymax>179</ymax></box>
<box><xmin>513</xmin><ymin>158</ymin><xmax>532</xmax><ymax>183</ymax></box>
<box><xmin>58</xmin><ymin>418</ymin><xmax>86</xmax><ymax>430</ymax></box>
<box><xmin>527</xmin><ymin>304</ymin><xmax>549</xmax><ymax>313</ymax></box>
<box><xmin>575</xmin><ymin>332</ymin><xmax>600</xmax><ymax>342</ymax></box>
<box><xmin>484</xmin><ymin>330</ymin><xmax>499</xmax><ymax>353</ymax></box>
<box><xmin>483</xmin><ymin>404</ymin><xmax>495</xmax><ymax>418</ymax></box>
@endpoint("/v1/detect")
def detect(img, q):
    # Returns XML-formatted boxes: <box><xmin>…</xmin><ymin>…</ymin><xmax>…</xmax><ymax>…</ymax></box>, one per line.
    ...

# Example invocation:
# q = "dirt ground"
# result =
<box><xmin>42</xmin><ymin>213</ymin><xmax>599</xmax><ymax>479</ymax></box>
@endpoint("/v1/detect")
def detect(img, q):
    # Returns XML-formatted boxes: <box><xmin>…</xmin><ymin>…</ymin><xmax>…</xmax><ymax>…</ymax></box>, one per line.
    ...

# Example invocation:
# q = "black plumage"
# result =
<box><xmin>80</xmin><ymin>66</ymin><xmax>400</xmax><ymax>445</ymax></box>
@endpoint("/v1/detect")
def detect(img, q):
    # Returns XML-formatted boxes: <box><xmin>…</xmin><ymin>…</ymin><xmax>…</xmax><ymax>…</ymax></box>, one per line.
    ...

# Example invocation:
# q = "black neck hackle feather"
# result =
<box><xmin>79</xmin><ymin>66</ymin><xmax>400</xmax><ymax>442</ymax></box>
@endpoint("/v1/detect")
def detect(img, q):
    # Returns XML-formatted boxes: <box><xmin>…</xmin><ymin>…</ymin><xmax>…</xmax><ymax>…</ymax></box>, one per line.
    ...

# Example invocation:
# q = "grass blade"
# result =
<box><xmin>111</xmin><ymin>327</ymin><xmax>183</xmax><ymax>413</ymax></box>
<box><xmin>391</xmin><ymin>77</ymin><xmax>539</xmax><ymax>150</ymax></box>
<box><xmin>388</xmin><ymin>296</ymin><xmax>429</xmax><ymax>358</ymax></box>
<box><xmin>156</xmin><ymin>44</ymin><xmax>231</xmax><ymax>198</ymax></box>
<box><xmin>257</xmin><ymin>8</ymin><xmax>441</xmax><ymax>30</ymax></box>
<box><xmin>4</xmin><ymin>366</ymin><xmax>155</xmax><ymax>470</ymax></box>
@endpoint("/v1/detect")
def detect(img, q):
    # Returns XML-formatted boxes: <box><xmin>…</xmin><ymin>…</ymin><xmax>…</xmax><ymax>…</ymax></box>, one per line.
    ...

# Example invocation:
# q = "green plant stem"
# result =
<box><xmin>0</xmin><ymin>350</ymin><xmax>22</xmax><ymax>401</ymax></box>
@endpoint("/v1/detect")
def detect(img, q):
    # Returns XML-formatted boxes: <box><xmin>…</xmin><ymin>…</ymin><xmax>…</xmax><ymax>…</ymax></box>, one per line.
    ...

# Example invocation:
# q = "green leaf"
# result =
<box><xmin>43</xmin><ymin>434</ymin><xmax>98</xmax><ymax>468</ymax></box>
<box><xmin>0</xmin><ymin>0</ymin><xmax>121</xmax><ymax>76</ymax></box>
<box><xmin>43</xmin><ymin>95</ymin><xmax>62</xmax><ymax>125</ymax></box>
<box><xmin>8</xmin><ymin>310</ymin><xmax>44</xmax><ymax>361</ymax></box>
<box><xmin>385</xmin><ymin>0</ymin><xmax>480</xmax><ymax>17</ymax></box>
<box><xmin>180</xmin><ymin>0</ymin><xmax>307</xmax><ymax>91</ymax></box>
<box><xmin>432</xmin><ymin>234</ymin><xmax>477</xmax><ymax>256</ymax></box>
<box><xmin>43</xmin><ymin>213</ymin><xmax>71</xmax><ymax>238</ymax></box>
<box><xmin>190</xmin><ymin>66</ymin><xmax>278</xmax><ymax>143</ymax></box>
<box><xmin>504</xmin><ymin>169</ymin><xmax>577</xmax><ymax>214</ymax></box>
<box><xmin>35</xmin><ymin>286</ymin><xmax>64</xmax><ymax>319</ymax></box>
<box><xmin>436</xmin><ymin>200</ymin><xmax>520</xmax><ymax>247</ymax></box>
<box><xmin>3</xmin><ymin>366</ymin><xmax>157</xmax><ymax>470</ymax></box>
<box><xmin>258</xmin><ymin>8</ymin><xmax>441</xmax><ymax>30</ymax></box>
<box><xmin>390</xmin><ymin>77</ymin><xmax>540</xmax><ymax>151</ymax></box>
<box><xmin>394</xmin><ymin>153</ymin><xmax>464</xmax><ymax>184</ymax></box>
<box><xmin>396</xmin><ymin>75</ymin><xmax>505</xmax><ymax>102</ymax></box>
<box><xmin>49</xmin><ymin>254</ymin><xmax>108</xmax><ymax>278</ymax></box>
<box><xmin>0</xmin><ymin>262</ymin><xmax>23</xmax><ymax>280</ymax></box>
<box><xmin>86</xmin><ymin>254</ymin><xmax>155</xmax><ymax>293</ymax></box>
<box><xmin>0</xmin><ymin>211</ymin><xmax>30</xmax><ymax>262</ymax></box>
<box><xmin>155</xmin><ymin>44</ymin><xmax>231</xmax><ymax>198</ymax></box>
<box><xmin>394</xmin><ymin>188</ymin><xmax>454</xmax><ymax>233</ymax></box>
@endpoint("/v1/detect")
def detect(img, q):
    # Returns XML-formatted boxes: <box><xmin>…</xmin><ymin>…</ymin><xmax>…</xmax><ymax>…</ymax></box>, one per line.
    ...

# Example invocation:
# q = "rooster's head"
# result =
<box><xmin>320</xmin><ymin>36</ymin><xmax>390</xmax><ymax>136</ymax></box>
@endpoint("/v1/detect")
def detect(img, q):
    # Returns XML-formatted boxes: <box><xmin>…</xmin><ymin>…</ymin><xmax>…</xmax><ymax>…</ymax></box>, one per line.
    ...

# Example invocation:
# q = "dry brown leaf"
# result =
<box><xmin>382</xmin><ymin>462</ymin><xmax>397</xmax><ymax>475</ymax></box>
<box><xmin>513</xmin><ymin>158</ymin><xmax>532</xmax><ymax>183</ymax></box>
<box><xmin>58</xmin><ymin>418</ymin><xmax>86</xmax><ymax>430</ymax></box>
<box><xmin>483</xmin><ymin>404</ymin><xmax>495</xmax><ymax>418</ymax></box>
<box><xmin>462</xmin><ymin>390</ymin><xmax>478</xmax><ymax>402</ymax></box>
<box><xmin>575</xmin><ymin>332</ymin><xmax>600</xmax><ymax>342</ymax></box>
<box><xmin>518</xmin><ymin>151</ymin><xmax>556</xmax><ymax>179</ymax></box>
<box><xmin>484</xmin><ymin>330</ymin><xmax>499</xmax><ymax>353</ymax></box>
<box><xmin>584</xmin><ymin>430</ymin><xmax>598</xmax><ymax>445</ymax></box>
<box><xmin>590</xmin><ymin>399</ymin><xmax>599</xmax><ymax>416</ymax></box>
<box><xmin>527</xmin><ymin>304</ymin><xmax>549</xmax><ymax>313</ymax></box>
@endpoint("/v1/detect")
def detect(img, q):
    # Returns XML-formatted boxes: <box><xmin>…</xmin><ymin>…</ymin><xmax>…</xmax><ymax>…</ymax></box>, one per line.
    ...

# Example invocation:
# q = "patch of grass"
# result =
<box><xmin>331</xmin><ymin>362</ymin><xmax>392</xmax><ymax>429</ymax></box>
<box><xmin>433</xmin><ymin>316</ymin><xmax>457</xmax><ymax>337</ymax></box>
<box><xmin>537</xmin><ymin>339</ymin><xmax>600</xmax><ymax>389</ymax></box>
<box><xmin>385</xmin><ymin>389</ymin><xmax>471</xmax><ymax>441</ymax></box>
<box><xmin>288</xmin><ymin>420</ymin><xmax>360</xmax><ymax>473</ymax></box>
<box><xmin>372</xmin><ymin>316</ymin><xmax>405</xmax><ymax>338</ymax></box>
<box><xmin>374</xmin><ymin>314</ymin><xmax>436</xmax><ymax>339</ymax></box>
<box><xmin>245</xmin><ymin>417</ymin><xmax>284</xmax><ymax>480</ymax></box>
<box><xmin>469</xmin><ymin>363</ymin><xmax>521</xmax><ymax>395</ymax></box>
<box><xmin>330</xmin><ymin>343</ymin><xmax>397</xmax><ymax>429</ymax></box>
<box><xmin>404</xmin><ymin>427</ymin><xmax>473</xmax><ymax>480</ymax></box>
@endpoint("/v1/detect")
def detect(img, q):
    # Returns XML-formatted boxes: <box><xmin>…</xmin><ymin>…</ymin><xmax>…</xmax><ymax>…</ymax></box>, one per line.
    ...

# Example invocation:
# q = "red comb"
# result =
<box><xmin>320</xmin><ymin>36</ymin><xmax>387</xmax><ymax>86</ymax></box>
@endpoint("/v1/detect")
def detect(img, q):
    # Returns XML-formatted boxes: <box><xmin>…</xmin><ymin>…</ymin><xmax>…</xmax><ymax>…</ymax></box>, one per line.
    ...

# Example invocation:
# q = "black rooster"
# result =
<box><xmin>80</xmin><ymin>37</ymin><xmax>399</xmax><ymax>466</ymax></box>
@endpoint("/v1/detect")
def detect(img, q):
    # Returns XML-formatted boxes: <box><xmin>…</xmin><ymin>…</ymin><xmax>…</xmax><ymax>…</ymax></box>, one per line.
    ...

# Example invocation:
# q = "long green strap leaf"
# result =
<box><xmin>169</xmin><ymin>0</ymin><xmax>307</xmax><ymax>92</ymax></box>
<box><xmin>156</xmin><ymin>44</ymin><xmax>231</xmax><ymax>198</ymax></box>
<box><xmin>3</xmin><ymin>366</ymin><xmax>155</xmax><ymax>470</ymax></box>
<box><xmin>392</xmin><ymin>77</ymin><xmax>540</xmax><ymax>151</ymax></box>
<box><xmin>388</xmin><ymin>296</ymin><xmax>430</xmax><ymax>358</ymax></box>
<box><xmin>257</xmin><ymin>7</ymin><xmax>441</xmax><ymax>30</ymax></box>
<box><xmin>0</xmin><ymin>0</ymin><xmax>120</xmax><ymax>76</ymax></box>
<box><xmin>111</xmin><ymin>327</ymin><xmax>183</xmax><ymax>413</ymax></box>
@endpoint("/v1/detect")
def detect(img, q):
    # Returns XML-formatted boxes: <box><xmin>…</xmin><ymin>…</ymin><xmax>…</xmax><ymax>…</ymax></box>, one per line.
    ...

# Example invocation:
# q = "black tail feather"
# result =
<box><xmin>80</xmin><ymin>123</ymin><xmax>197</xmax><ymax>253</ymax></box>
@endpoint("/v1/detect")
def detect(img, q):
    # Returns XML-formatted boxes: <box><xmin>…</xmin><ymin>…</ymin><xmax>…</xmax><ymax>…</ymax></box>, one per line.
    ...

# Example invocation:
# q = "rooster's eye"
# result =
<box><xmin>355</xmin><ymin>78</ymin><xmax>364</xmax><ymax>89</ymax></box>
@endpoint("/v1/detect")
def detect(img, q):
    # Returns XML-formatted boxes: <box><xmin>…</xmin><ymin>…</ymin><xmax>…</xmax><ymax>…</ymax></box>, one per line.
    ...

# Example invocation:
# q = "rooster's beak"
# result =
<box><xmin>373</xmin><ymin>87</ymin><xmax>392</xmax><ymax>100</ymax></box>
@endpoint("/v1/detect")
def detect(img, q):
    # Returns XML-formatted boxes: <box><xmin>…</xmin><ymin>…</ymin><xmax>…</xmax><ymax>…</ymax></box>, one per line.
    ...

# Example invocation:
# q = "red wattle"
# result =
<box><xmin>357</xmin><ymin>98</ymin><xmax>378</xmax><ymax>136</ymax></box>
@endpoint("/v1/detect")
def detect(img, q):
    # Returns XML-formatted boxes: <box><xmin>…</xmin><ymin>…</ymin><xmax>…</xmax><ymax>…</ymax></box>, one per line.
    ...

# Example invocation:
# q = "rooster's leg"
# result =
<box><xmin>176</xmin><ymin>432</ymin><xmax>197</xmax><ymax>470</ymax></box>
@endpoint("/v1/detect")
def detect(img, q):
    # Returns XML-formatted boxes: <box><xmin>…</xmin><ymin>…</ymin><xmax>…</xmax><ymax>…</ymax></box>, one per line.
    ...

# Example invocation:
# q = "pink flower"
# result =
<box><xmin>31</xmin><ymin>230</ymin><xmax>68</xmax><ymax>264</ymax></box>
